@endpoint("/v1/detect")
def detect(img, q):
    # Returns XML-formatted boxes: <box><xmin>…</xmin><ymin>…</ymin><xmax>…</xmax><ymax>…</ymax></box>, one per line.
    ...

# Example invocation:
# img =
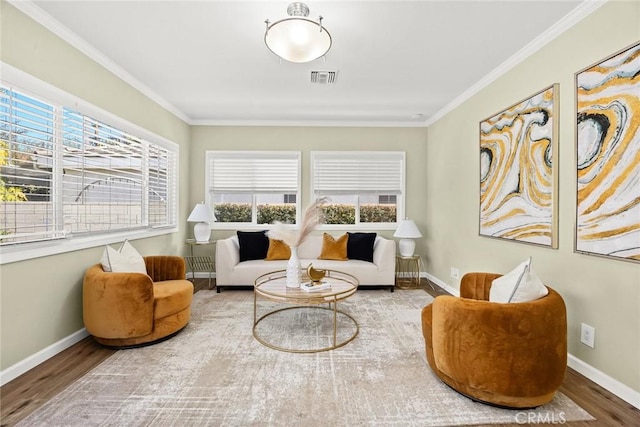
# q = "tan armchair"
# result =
<box><xmin>422</xmin><ymin>272</ymin><xmax>567</xmax><ymax>408</ymax></box>
<box><xmin>83</xmin><ymin>256</ymin><xmax>194</xmax><ymax>348</ymax></box>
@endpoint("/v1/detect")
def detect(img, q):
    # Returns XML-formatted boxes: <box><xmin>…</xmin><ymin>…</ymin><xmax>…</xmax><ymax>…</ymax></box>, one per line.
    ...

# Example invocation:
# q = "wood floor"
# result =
<box><xmin>1</xmin><ymin>279</ymin><xmax>638</xmax><ymax>426</ymax></box>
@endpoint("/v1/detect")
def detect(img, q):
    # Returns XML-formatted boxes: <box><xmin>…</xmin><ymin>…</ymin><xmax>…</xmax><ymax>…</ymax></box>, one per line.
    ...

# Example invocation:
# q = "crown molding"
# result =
<box><xmin>190</xmin><ymin>118</ymin><xmax>427</xmax><ymax>128</ymax></box>
<box><xmin>424</xmin><ymin>0</ymin><xmax>608</xmax><ymax>127</ymax></box>
<box><xmin>8</xmin><ymin>0</ymin><xmax>192</xmax><ymax>124</ymax></box>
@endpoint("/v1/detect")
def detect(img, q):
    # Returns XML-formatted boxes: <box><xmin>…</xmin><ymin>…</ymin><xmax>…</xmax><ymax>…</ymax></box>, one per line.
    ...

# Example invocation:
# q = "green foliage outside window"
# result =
<box><xmin>214</xmin><ymin>203</ymin><xmax>251</xmax><ymax>223</ymax></box>
<box><xmin>360</xmin><ymin>204</ymin><xmax>396</xmax><ymax>223</ymax></box>
<box><xmin>214</xmin><ymin>202</ymin><xmax>396</xmax><ymax>224</ymax></box>
<box><xmin>322</xmin><ymin>204</ymin><xmax>355</xmax><ymax>224</ymax></box>
<box><xmin>257</xmin><ymin>204</ymin><xmax>296</xmax><ymax>224</ymax></box>
<box><xmin>214</xmin><ymin>203</ymin><xmax>297</xmax><ymax>224</ymax></box>
<box><xmin>0</xmin><ymin>139</ymin><xmax>27</xmax><ymax>202</ymax></box>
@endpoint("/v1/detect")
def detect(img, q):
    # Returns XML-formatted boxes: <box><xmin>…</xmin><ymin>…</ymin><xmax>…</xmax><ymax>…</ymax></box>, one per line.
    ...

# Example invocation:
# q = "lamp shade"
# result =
<box><xmin>393</xmin><ymin>219</ymin><xmax>422</xmax><ymax>239</ymax></box>
<box><xmin>187</xmin><ymin>203</ymin><xmax>214</xmax><ymax>223</ymax></box>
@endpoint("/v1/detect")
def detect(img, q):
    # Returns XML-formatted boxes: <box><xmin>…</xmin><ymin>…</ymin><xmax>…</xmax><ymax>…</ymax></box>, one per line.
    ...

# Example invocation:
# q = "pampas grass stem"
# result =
<box><xmin>266</xmin><ymin>197</ymin><xmax>327</xmax><ymax>247</ymax></box>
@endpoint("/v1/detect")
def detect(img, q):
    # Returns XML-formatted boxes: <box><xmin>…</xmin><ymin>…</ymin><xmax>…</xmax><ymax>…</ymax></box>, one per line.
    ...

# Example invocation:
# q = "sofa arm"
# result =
<box><xmin>215</xmin><ymin>236</ymin><xmax>240</xmax><ymax>286</ymax></box>
<box><xmin>373</xmin><ymin>237</ymin><xmax>395</xmax><ymax>271</ymax></box>
<box><xmin>83</xmin><ymin>264</ymin><xmax>154</xmax><ymax>339</ymax></box>
<box><xmin>431</xmin><ymin>289</ymin><xmax>567</xmax><ymax>398</ymax></box>
<box><xmin>145</xmin><ymin>256</ymin><xmax>186</xmax><ymax>282</ymax></box>
<box><xmin>459</xmin><ymin>272</ymin><xmax>502</xmax><ymax>300</ymax></box>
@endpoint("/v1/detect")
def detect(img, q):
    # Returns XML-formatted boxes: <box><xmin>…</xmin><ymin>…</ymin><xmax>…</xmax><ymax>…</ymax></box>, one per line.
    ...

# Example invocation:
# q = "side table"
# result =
<box><xmin>185</xmin><ymin>239</ymin><xmax>216</xmax><ymax>290</ymax></box>
<box><xmin>395</xmin><ymin>255</ymin><xmax>421</xmax><ymax>289</ymax></box>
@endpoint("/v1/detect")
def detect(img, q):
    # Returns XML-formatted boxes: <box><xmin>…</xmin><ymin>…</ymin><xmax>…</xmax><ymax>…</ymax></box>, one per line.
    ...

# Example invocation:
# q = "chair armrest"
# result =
<box><xmin>373</xmin><ymin>237</ymin><xmax>395</xmax><ymax>271</ymax></box>
<box><xmin>459</xmin><ymin>272</ymin><xmax>502</xmax><ymax>300</ymax></box>
<box><xmin>144</xmin><ymin>256</ymin><xmax>186</xmax><ymax>282</ymax></box>
<box><xmin>83</xmin><ymin>264</ymin><xmax>154</xmax><ymax>339</ymax></box>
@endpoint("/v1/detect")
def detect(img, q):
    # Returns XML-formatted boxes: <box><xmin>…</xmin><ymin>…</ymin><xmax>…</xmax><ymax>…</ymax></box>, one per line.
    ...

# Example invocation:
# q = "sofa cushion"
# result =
<box><xmin>265</xmin><ymin>239</ymin><xmax>291</xmax><ymax>260</ymax></box>
<box><xmin>100</xmin><ymin>240</ymin><xmax>146</xmax><ymax>274</ymax></box>
<box><xmin>237</xmin><ymin>230</ymin><xmax>269</xmax><ymax>261</ymax></box>
<box><xmin>490</xmin><ymin>257</ymin><xmax>548</xmax><ymax>303</ymax></box>
<box><xmin>319</xmin><ymin>233</ymin><xmax>348</xmax><ymax>260</ymax></box>
<box><xmin>347</xmin><ymin>232</ymin><xmax>377</xmax><ymax>262</ymax></box>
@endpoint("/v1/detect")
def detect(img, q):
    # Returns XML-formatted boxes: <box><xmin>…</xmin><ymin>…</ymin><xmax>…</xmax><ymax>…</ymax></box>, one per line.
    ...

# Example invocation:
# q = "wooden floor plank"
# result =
<box><xmin>1</xmin><ymin>278</ymin><xmax>638</xmax><ymax>426</ymax></box>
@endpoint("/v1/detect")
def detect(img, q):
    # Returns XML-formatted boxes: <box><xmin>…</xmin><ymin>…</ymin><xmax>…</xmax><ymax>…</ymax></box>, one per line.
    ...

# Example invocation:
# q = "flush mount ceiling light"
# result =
<box><xmin>264</xmin><ymin>2</ymin><xmax>332</xmax><ymax>63</ymax></box>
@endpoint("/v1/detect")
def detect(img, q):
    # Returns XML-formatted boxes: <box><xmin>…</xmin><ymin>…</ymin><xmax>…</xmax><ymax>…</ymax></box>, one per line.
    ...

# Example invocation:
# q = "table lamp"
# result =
<box><xmin>187</xmin><ymin>202</ymin><xmax>215</xmax><ymax>243</ymax></box>
<box><xmin>393</xmin><ymin>218</ymin><xmax>422</xmax><ymax>257</ymax></box>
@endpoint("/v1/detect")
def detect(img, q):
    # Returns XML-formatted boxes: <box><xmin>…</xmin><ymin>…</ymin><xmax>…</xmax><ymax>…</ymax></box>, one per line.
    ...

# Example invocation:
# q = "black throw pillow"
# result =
<box><xmin>237</xmin><ymin>230</ymin><xmax>269</xmax><ymax>262</ymax></box>
<box><xmin>347</xmin><ymin>232</ymin><xmax>377</xmax><ymax>262</ymax></box>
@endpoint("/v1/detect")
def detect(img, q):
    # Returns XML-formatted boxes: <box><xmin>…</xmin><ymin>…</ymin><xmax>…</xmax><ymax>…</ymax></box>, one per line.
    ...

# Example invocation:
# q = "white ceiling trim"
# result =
<box><xmin>8</xmin><ymin>0</ymin><xmax>191</xmax><ymax>124</ymax></box>
<box><xmin>190</xmin><ymin>119</ymin><xmax>428</xmax><ymax>128</ymax></box>
<box><xmin>425</xmin><ymin>0</ymin><xmax>607</xmax><ymax>127</ymax></box>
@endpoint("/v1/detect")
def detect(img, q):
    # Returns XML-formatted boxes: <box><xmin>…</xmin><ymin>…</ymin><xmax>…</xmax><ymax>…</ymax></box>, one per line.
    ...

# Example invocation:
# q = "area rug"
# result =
<box><xmin>17</xmin><ymin>289</ymin><xmax>594</xmax><ymax>426</ymax></box>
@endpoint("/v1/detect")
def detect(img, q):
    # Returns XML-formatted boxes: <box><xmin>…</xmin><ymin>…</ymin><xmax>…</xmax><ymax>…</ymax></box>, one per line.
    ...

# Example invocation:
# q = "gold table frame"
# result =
<box><xmin>395</xmin><ymin>255</ymin><xmax>421</xmax><ymax>289</ymax></box>
<box><xmin>253</xmin><ymin>270</ymin><xmax>359</xmax><ymax>353</ymax></box>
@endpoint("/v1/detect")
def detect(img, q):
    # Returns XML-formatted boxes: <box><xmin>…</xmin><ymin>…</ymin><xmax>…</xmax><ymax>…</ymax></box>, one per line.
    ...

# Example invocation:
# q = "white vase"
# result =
<box><xmin>286</xmin><ymin>246</ymin><xmax>302</xmax><ymax>288</ymax></box>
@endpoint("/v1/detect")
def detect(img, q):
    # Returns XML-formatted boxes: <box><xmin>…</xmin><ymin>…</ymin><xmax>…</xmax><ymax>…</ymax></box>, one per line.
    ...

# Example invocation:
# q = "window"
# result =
<box><xmin>206</xmin><ymin>151</ymin><xmax>300</xmax><ymax>227</ymax></box>
<box><xmin>311</xmin><ymin>151</ymin><xmax>405</xmax><ymax>227</ymax></box>
<box><xmin>0</xmin><ymin>83</ymin><xmax>178</xmax><ymax>253</ymax></box>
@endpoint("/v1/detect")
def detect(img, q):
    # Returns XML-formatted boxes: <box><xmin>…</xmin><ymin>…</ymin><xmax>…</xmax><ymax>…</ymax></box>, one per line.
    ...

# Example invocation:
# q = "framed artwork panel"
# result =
<box><xmin>479</xmin><ymin>84</ymin><xmax>559</xmax><ymax>248</ymax></box>
<box><xmin>575</xmin><ymin>41</ymin><xmax>640</xmax><ymax>263</ymax></box>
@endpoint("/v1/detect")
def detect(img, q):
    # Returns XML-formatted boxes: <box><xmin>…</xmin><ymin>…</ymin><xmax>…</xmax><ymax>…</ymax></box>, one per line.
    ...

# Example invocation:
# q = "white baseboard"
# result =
<box><xmin>423</xmin><ymin>271</ymin><xmax>459</xmax><ymax>296</ymax></box>
<box><xmin>0</xmin><ymin>328</ymin><xmax>89</xmax><ymax>387</ymax></box>
<box><xmin>424</xmin><ymin>271</ymin><xmax>640</xmax><ymax>410</ymax></box>
<box><xmin>567</xmin><ymin>354</ymin><xmax>640</xmax><ymax>409</ymax></box>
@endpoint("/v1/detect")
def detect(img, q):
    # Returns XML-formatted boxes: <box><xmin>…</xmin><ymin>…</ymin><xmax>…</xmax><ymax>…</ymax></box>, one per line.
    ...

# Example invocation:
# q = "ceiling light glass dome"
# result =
<box><xmin>264</xmin><ymin>2</ymin><xmax>332</xmax><ymax>63</ymax></box>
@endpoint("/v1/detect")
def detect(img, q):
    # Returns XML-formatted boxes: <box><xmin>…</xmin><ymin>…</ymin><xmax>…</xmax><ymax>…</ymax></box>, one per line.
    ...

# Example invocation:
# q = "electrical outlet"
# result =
<box><xmin>581</xmin><ymin>323</ymin><xmax>595</xmax><ymax>348</ymax></box>
<box><xmin>450</xmin><ymin>267</ymin><xmax>460</xmax><ymax>280</ymax></box>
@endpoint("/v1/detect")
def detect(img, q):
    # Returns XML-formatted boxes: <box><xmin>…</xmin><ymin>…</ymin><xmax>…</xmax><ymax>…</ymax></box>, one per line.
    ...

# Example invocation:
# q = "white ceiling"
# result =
<box><xmin>19</xmin><ymin>0</ymin><xmax>592</xmax><ymax>126</ymax></box>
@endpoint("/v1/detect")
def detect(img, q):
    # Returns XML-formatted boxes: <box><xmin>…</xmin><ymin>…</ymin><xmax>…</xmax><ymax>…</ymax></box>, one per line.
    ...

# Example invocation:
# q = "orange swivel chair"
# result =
<box><xmin>83</xmin><ymin>256</ymin><xmax>193</xmax><ymax>348</ymax></box>
<box><xmin>421</xmin><ymin>272</ymin><xmax>567</xmax><ymax>408</ymax></box>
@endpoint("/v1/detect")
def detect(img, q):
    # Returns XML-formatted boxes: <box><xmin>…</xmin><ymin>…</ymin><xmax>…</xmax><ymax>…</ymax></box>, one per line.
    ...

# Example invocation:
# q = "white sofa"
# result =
<box><xmin>215</xmin><ymin>234</ymin><xmax>396</xmax><ymax>292</ymax></box>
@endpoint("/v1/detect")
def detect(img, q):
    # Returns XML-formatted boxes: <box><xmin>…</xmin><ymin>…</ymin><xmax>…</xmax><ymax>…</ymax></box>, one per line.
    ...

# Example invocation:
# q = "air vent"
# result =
<box><xmin>310</xmin><ymin>71</ymin><xmax>338</xmax><ymax>84</ymax></box>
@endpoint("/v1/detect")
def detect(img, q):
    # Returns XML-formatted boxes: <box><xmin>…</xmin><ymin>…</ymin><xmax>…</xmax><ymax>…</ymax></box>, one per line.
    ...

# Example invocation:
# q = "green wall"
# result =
<box><xmin>189</xmin><ymin>125</ymin><xmax>429</xmax><ymax>243</ymax></box>
<box><xmin>425</xmin><ymin>0</ymin><xmax>640</xmax><ymax>393</ymax></box>
<box><xmin>0</xmin><ymin>2</ymin><xmax>191</xmax><ymax>370</ymax></box>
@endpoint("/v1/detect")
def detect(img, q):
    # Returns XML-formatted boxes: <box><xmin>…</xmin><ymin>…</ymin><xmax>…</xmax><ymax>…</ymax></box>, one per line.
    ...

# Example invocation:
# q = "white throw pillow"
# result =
<box><xmin>100</xmin><ymin>240</ymin><xmax>147</xmax><ymax>274</ymax></box>
<box><xmin>489</xmin><ymin>257</ymin><xmax>548</xmax><ymax>303</ymax></box>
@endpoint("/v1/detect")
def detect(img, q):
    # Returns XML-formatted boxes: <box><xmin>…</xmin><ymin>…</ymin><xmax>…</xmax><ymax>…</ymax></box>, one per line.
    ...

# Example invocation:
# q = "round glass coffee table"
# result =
<box><xmin>253</xmin><ymin>269</ymin><xmax>359</xmax><ymax>353</ymax></box>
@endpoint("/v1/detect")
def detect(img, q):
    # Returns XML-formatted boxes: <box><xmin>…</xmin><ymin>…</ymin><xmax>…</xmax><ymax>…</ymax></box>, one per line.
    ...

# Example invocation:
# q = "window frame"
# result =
<box><xmin>310</xmin><ymin>151</ymin><xmax>406</xmax><ymax>231</ymax></box>
<box><xmin>205</xmin><ymin>150</ymin><xmax>302</xmax><ymax>230</ymax></box>
<box><xmin>0</xmin><ymin>64</ymin><xmax>179</xmax><ymax>265</ymax></box>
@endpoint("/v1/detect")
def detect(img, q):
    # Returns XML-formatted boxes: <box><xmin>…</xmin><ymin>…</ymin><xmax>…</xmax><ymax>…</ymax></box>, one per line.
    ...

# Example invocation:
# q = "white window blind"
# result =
<box><xmin>0</xmin><ymin>86</ymin><xmax>60</xmax><ymax>243</ymax></box>
<box><xmin>208</xmin><ymin>151</ymin><xmax>300</xmax><ymax>194</ymax></box>
<box><xmin>311</xmin><ymin>151</ymin><xmax>405</xmax><ymax>195</ymax></box>
<box><xmin>0</xmin><ymin>84</ymin><xmax>178</xmax><ymax>247</ymax></box>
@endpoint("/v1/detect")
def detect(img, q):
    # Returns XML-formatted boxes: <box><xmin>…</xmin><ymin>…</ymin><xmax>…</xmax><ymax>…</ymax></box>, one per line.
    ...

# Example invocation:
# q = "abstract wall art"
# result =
<box><xmin>575</xmin><ymin>41</ymin><xmax>640</xmax><ymax>263</ymax></box>
<box><xmin>479</xmin><ymin>84</ymin><xmax>559</xmax><ymax>248</ymax></box>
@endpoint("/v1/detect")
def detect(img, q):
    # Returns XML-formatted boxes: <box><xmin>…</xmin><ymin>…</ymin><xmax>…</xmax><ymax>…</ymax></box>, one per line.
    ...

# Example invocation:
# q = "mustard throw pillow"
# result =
<box><xmin>319</xmin><ymin>233</ymin><xmax>348</xmax><ymax>260</ymax></box>
<box><xmin>265</xmin><ymin>239</ymin><xmax>291</xmax><ymax>260</ymax></box>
